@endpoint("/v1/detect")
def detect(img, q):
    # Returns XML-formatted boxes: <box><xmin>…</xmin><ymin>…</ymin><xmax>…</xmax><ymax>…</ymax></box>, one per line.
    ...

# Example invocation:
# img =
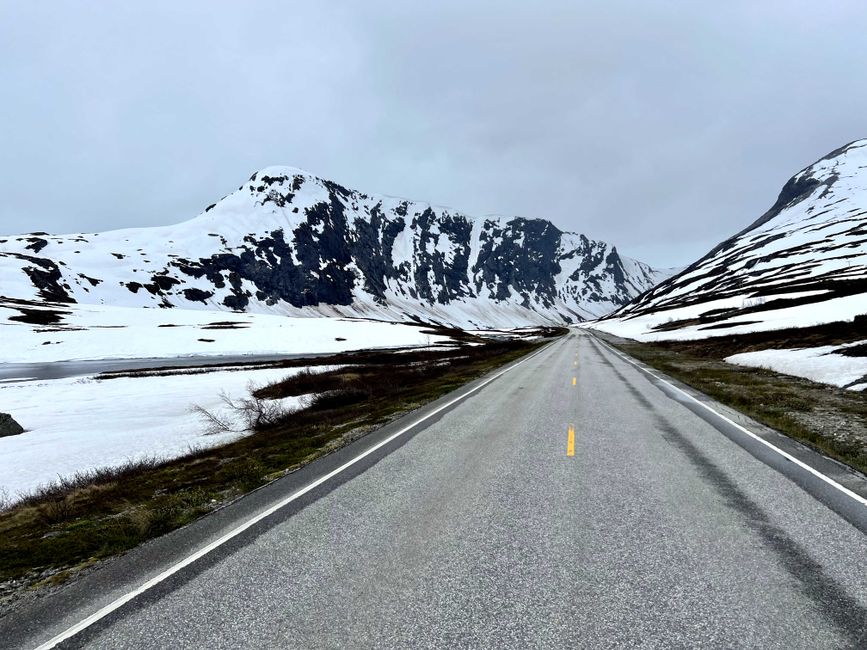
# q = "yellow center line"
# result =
<box><xmin>567</xmin><ymin>424</ymin><xmax>575</xmax><ymax>456</ymax></box>
<box><xmin>572</xmin><ymin>376</ymin><xmax>577</xmax><ymax>386</ymax></box>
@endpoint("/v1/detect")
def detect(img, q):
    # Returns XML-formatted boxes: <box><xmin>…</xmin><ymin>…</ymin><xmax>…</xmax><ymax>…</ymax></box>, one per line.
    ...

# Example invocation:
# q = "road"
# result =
<box><xmin>13</xmin><ymin>331</ymin><xmax>867</xmax><ymax>648</ymax></box>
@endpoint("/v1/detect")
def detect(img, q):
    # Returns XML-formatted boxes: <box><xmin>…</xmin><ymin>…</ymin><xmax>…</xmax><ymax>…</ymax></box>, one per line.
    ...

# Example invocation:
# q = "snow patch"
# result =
<box><xmin>725</xmin><ymin>342</ymin><xmax>867</xmax><ymax>389</ymax></box>
<box><xmin>0</xmin><ymin>365</ymin><xmax>337</xmax><ymax>500</ymax></box>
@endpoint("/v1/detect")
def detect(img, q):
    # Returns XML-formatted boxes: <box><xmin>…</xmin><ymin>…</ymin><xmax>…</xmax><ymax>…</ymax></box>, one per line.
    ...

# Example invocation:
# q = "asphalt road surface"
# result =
<box><xmin>16</xmin><ymin>332</ymin><xmax>867</xmax><ymax>648</ymax></box>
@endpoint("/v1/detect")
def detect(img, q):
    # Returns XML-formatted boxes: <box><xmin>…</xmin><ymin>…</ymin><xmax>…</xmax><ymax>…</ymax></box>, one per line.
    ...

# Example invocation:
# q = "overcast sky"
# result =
<box><xmin>1</xmin><ymin>1</ymin><xmax>865</xmax><ymax>266</ymax></box>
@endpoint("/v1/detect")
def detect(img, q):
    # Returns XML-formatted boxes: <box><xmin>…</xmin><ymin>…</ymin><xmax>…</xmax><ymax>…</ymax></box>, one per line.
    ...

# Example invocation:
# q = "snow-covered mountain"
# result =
<box><xmin>597</xmin><ymin>139</ymin><xmax>867</xmax><ymax>341</ymax></box>
<box><xmin>0</xmin><ymin>167</ymin><xmax>670</xmax><ymax>328</ymax></box>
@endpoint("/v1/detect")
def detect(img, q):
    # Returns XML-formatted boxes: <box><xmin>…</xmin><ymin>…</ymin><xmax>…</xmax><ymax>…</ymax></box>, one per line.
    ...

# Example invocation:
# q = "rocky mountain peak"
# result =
<box><xmin>0</xmin><ymin>168</ymin><xmax>673</xmax><ymax>328</ymax></box>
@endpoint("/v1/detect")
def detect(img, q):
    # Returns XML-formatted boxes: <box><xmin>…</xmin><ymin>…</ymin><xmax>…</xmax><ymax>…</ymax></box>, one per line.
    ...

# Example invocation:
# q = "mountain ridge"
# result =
<box><xmin>0</xmin><ymin>166</ymin><xmax>671</xmax><ymax>329</ymax></box>
<box><xmin>598</xmin><ymin>138</ymin><xmax>867</xmax><ymax>339</ymax></box>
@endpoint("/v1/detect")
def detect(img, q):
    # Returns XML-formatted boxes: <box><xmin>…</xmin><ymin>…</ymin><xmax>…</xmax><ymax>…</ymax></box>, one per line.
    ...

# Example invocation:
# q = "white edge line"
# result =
<box><xmin>34</xmin><ymin>340</ymin><xmax>556</xmax><ymax>650</ymax></box>
<box><xmin>592</xmin><ymin>334</ymin><xmax>867</xmax><ymax>508</ymax></box>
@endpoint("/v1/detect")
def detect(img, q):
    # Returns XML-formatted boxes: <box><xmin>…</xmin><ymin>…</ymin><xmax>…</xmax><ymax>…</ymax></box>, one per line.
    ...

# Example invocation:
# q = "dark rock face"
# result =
<box><xmin>409</xmin><ymin>209</ymin><xmax>473</xmax><ymax>303</ymax></box>
<box><xmin>0</xmin><ymin>413</ymin><xmax>24</xmax><ymax>437</ymax></box>
<box><xmin>161</xmin><ymin>207</ymin><xmax>578</xmax><ymax>314</ymax></box>
<box><xmin>351</xmin><ymin>206</ymin><xmax>407</xmax><ymax>303</ymax></box>
<box><xmin>25</xmin><ymin>237</ymin><xmax>48</xmax><ymax>254</ymax></box>
<box><xmin>474</xmin><ymin>218</ymin><xmax>560</xmax><ymax>307</ymax></box>
<box><xmin>7</xmin><ymin>253</ymin><xmax>74</xmax><ymax>303</ymax></box>
<box><xmin>729</xmin><ymin>172</ymin><xmax>828</xmax><ymax>241</ymax></box>
<box><xmin>183</xmin><ymin>287</ymin><xmax>214</xmax><ymax>303</ymax></box>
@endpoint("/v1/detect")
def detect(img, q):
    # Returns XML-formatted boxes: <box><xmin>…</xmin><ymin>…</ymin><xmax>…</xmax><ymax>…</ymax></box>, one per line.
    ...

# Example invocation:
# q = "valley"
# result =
<box><xmin>1</xmin><ymin>139</ymin><xmax>866</xmax><ymax>648</ymax></box>
<box><xmin>6</xmin><ymin>332</ymin><xmax>866</xmax><ymax>649</ymax></box>
<box><xmin>5</xmin><ymin>6</ymin><xmax>867</xmax><ymax>647</ymax></box>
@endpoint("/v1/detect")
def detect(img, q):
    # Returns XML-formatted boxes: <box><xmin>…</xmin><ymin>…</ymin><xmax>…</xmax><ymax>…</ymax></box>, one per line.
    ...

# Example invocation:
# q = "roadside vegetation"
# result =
<box><xmin>0</xmin><ymin>327</ymin><xmax>562</xmax><ymax>605</ymax></box>
<box><xmin>596</xmin><ymin>330</ymin><xmax>867</xmax><ymax>475</ymax></box>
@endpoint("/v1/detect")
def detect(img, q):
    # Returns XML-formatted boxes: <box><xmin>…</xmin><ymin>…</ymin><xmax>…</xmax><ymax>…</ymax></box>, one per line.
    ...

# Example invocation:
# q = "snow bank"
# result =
<box><xmin>725</xmin><ymin>342</ymin><xmax>867</xmax><ymax>390</ymax></box>
<box><xmin>0</xmin><ymin>365</ymin><xmax>334</xmax><ymax>500</ymax></box>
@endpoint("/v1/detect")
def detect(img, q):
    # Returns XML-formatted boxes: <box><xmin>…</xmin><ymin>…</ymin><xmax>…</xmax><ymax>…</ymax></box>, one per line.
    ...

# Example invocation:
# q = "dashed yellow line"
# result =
<box><xmin>572</xmin><ymin>376</ymin><xmax>577</xmax><ymax>386</ymax></box>
<box><xmin>567</xmin><ymin>424</ymin><xmax>575</xmax><ymax>457</ymax></box>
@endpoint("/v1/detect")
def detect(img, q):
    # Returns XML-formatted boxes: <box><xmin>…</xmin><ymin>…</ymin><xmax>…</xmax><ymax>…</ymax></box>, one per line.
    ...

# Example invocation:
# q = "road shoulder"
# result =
<box><xmin>588</xmin><ymin>330</ymin><xmax>867</xmax><ymax>533</ymax></box>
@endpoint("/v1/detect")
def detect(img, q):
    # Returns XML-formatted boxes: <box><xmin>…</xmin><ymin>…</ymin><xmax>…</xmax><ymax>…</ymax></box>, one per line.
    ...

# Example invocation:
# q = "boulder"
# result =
<box><xmin>0</xmin><ymin>413</ymin><xmax>24</xmax><ymax>437</ymax></box>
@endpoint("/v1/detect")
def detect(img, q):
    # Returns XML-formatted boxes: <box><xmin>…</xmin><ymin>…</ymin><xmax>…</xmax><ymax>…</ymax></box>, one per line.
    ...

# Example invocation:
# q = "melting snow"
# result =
<box><xmin>0</xmin><ymin>303</ymin><xmax>451</xmax><ymax>363</ymax></box>
<box><xmin>0</xmin><ymin>364</ymin><xmax>338</xmax><ymax>501</ymax></box>
<box><xmin>725</xmin><ymin>342</ymin><xmax>867</xmax><ymax>390</ymax></box>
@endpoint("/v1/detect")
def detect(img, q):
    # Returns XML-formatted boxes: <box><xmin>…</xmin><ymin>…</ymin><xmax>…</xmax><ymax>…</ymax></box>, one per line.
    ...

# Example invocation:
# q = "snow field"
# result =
<box><xmin>725</xmin><ymin>343</ymin><xmax>867</xmax><ymax>391</ymax></box>
<box><xmin>0</xmin><ymin>303</ymin><xmax>451</xmax><ymax>363</ymax></box>
<box><xmin>0</xmin><ymin>364</ymin><xmax>339</xmax><ymax>501</ymax></box>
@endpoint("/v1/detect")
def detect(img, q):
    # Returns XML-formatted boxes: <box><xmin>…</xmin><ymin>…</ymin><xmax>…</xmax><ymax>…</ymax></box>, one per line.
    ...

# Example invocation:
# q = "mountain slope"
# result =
<box><xmin>0</xmin><ymin>167</ymin><xmax>670</xmax><ymax>328</ymax></box>
<box><xmin>597</xmin><ymin>139</ymin><xmax>867</xmax><ymax>340</ymax></box>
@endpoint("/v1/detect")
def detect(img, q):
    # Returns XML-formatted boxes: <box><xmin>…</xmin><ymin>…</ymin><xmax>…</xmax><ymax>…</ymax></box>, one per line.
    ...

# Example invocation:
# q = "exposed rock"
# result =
<box><xmin>0</xmin><ymin>413</ymin><xmax>24</xmax><ymax>437</ymax></box>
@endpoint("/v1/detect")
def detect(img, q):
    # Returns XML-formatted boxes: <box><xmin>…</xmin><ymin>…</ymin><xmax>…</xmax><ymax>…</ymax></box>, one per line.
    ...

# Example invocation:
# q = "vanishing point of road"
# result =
<box><xmin>10</xmin><ymin>331</ymin><xmax>867</xmax><ymax>649</ymax></box>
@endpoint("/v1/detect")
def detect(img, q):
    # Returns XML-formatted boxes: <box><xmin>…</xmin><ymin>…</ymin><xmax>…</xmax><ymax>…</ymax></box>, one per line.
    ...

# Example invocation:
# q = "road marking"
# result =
<box><xmin>32</xmin><ymin>342</ymin><xmax>556</xmax><ymax>650</ymax></box>
<box><xmin>593</xmin><ymin>335</ymin><xmax>867</xmax><ymax>509</ymax></box>
<box><xmin>567</xmin><ymin>424</ymin><xmax>575</xmax><ymax>456</ymax></box>
<box><xmin>572</xmin><ymin>376</ymin><xmax>577</xmax><ymax>386</ymax></box>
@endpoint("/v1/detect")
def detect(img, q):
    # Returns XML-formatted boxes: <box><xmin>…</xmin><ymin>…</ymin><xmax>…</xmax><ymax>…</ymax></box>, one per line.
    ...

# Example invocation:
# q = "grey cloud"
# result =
<box><xmin>1</xmin><ymin>1</ymin><xmax>866</xmax><ymax>266</ymax></box>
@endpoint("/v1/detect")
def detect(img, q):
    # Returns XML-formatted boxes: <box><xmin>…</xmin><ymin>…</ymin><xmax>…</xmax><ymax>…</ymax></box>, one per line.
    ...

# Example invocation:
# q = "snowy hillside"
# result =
<box><xmin>0</xmin><ymin>167</ymin><xmax>670</xmax><ymax>329</ymax></box>
<box><xmin>592</xmin><ymin>139</ymin><xmax>867</xmax><ymax>391</ymax></box>
<box><xmin>597</xmin><ymin>139</ymin><xmax>867</xmax><ymax>341</ymax></box>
